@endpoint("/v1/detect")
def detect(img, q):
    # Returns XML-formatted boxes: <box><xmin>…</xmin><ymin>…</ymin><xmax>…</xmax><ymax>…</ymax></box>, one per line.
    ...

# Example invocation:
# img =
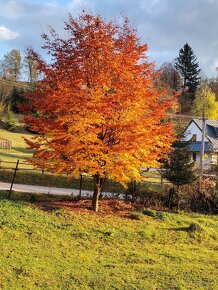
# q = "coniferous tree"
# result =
<box><xmin>162</xmin><ymin>139</ymin><xmax>196</xmax><ymax>188</ymax></box>
<box><xmin>175</xmin><ymin>43</ymin><xmax>201</xmax><ymax>100</ymax></box>
<box><xmin>11</xmin><ymin>87</ymin><xmax>26</xmax><ymax>113</ymax></box>
<box><xmin>161</xmin><ymin>136</ymin><xmax>197</xmax><ymax>209</ymax></box>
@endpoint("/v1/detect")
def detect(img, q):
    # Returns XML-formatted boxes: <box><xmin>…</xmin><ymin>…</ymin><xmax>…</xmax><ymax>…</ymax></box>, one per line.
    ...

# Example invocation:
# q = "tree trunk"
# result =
<box><xmin>92</xmin><ymin>174</ymin><xmax>104</xmax><ymax>212</ymax></box>
<box><xmin>176</xmin><ymin>185</ymin><xmax>180</xmax><ymax>212</ymax></box>
<box><xmin>167</xmin><ymin>187</ymin><xmax>174</xmax><ymax>209</ymax></box>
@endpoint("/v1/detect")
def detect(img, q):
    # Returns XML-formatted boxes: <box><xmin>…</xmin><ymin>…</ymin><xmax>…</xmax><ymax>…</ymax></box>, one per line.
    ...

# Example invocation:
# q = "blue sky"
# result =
<box><xmin>0</xmin><ymin>0</ymin><xmax>218</xmax><ymax>77</ymax></box>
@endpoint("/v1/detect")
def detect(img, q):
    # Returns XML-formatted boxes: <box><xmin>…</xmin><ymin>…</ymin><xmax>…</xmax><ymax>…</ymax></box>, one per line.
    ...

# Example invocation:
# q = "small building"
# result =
<box><xmin>183</xmin><ymin>119</ymin><xmax>218</xmax><ymax>169</ymax></box>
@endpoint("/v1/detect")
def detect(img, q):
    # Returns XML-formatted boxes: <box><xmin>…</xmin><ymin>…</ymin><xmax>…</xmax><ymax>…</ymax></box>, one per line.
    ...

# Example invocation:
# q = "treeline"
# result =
<box><xmin>157</xmin><ymin>43</ymin><xmax>218</xmax><ymax>118</ymax></box>
<box><xmin>0</xmin><ymin>47</ymin><xmax>39</xmax><ymax>110</ymax></box>
<box><xmin>0</xmin><ymin>47</ymin><xmax>39</xmax><ymax>82</ymax></box>
<box><xmin>0</xmin><ymin>43</ymin><xmax>218</xmax><ymax>121</ymax></box>
<box><xmin>0</xmin><ymin>47</ymin><xmax>40</xmax><ymax>130</ymax></box>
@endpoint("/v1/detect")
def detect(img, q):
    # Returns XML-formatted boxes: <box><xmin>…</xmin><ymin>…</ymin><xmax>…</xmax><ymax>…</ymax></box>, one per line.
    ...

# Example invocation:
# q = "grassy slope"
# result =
<box><xmin>0</xmin><ymin>127</ymin><xmax>33</xmax><ymax>165</ymax></box>
<box><xmin>0</xmin><ymin>194</ymin><xmax>217</xmax><ymax>290</ymax></box>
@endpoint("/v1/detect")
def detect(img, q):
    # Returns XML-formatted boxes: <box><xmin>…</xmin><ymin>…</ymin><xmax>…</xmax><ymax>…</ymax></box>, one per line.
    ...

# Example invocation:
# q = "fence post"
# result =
<box><xmin>8</xmin><ymin>159</ymin><xmax>19</xmax><ymax>198</ymax></box>
<box><xmin>79</xmin><ymin>174</ymin><xmax>83</xmax><ymax>199</ymax></box>
<box><xmin>160</xmin><ymin>175</ymin><xmax>163</xmax><ymax>189</ymax></box>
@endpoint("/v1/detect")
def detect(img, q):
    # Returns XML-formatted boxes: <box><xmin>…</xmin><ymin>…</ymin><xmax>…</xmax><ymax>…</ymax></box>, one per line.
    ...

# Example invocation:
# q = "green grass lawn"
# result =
<box><xmin>0</xmin><ymin>127</ymin><xmax>33</xmax><ymax>166</ymax></box>
<box><xmin>0</xmin><ymin>192</ymin><xmax>217</xmax><ymax>289</ymax></box>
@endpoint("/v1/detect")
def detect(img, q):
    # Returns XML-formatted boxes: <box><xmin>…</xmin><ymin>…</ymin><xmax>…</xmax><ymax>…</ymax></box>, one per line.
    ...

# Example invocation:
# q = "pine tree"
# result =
<box><xmin>161</xmin><ymin>137</ymin><xmax>197</xmax><ymax>209</ymax></box>
<box><xmin>11</xmin><ymin>87</ymin><xmax>26</xmax><ymax>113</ymax></box>
<box><xmin>162</xmin><ymin>139</ymin><xmax>196</xmax><ymax>187</ymax></box>
<box><xmin>175</xmin><ymin>43</ymin><xmax>201</xmax><ymax>99</ymax></box>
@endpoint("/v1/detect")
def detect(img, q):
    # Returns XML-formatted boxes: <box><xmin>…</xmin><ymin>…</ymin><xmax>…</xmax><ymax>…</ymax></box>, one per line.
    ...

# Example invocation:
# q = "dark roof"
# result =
<box><xmin>188</xmin><ymin>141</ymin><xmax>212</xmax><ymax>152</ymax></box>
<box><xmin>193</xmin><ymin>119</ymin><xmax>218</xmax><ymax>128</ymax></box>
<box><xmin>207</xmin><ymin>124</ymin><xmax>218</xmax><ymax>139</ymax></box>
<box><xmin>191</xmin><ymin>119</ymin><xmax>218</xmax><ymax>152</ymax></box>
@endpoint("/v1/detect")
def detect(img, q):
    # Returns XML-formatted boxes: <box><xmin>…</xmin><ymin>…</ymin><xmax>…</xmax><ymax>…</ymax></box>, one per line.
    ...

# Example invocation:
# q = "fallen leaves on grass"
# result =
<box><xmin>34</xmin><ymin>199</ymin><xmax>144</xmax><ymax>217</ymax></box>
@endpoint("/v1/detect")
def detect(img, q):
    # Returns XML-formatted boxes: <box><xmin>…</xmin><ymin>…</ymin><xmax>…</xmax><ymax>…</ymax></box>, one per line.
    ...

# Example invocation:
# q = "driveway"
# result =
<box><xmin>0</xmin><ymin>182</ymin><xmax>120</xmax><ymax>198</ymax></box>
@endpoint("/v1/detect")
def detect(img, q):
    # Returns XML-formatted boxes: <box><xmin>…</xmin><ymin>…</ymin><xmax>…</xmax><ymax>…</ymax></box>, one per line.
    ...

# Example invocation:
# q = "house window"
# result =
<box><xmin>211</xmin><ymin>154</ymin><xmax>218</xmax><ymax>164</ymax></box>
<box><xmin>193</xmin><ymin>152</ymin><xmax>197</xmax><ymax>161</ymax></box>
<box><xmin>192</xmin><ymin>134</ymin><xmax>197</xmax><ymax>141</ymax></box>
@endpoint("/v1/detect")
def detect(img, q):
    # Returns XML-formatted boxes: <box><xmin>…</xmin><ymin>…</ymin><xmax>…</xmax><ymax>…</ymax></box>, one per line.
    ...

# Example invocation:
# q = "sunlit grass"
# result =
<box><xmin>0</xmin><ymin>194</ymin><xmax>217</xmax><ymax>289</ymax></box>
<box><xmin>0</xmin><ymin>128</ymin><xmax>33</xmax><ymax>165</ymax></box>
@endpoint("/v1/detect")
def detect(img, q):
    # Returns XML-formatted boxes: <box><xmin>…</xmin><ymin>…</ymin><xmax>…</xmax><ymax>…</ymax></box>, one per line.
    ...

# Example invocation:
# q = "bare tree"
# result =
<box><xmin>23</xmin><ymin>47</ymin><xmax>39</xmax><ymax>83</ymax></box>
<box><xmin>159</xmin><ymin>62</ymin><xmax>182</xmax><ymax>92</ymax></box>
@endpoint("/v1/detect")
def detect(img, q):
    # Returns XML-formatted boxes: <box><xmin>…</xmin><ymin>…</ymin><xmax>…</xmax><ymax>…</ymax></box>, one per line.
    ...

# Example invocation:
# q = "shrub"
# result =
<box><xmin>129</xmin><ymin>211</ymin><xmax>144</xmax><ymax>220</ymax></box>
<box><xmin>0</xmin><ymin>104</ymin><xmax>5</xmax><ymax>121</ymax></box>
<box><xmin>3</xmin><ymin>110</ymin><xmax>17</xmax><ymax>131</ymax></box>
<box><xmin>188</xmin><ymin>223</ymin><xmax>202</xmax><ymax>233</ymax></box>
<box><xmin>142</xmin><ymin>208</ymin><xmax>165</xmax><ymax>219</ymax></box>
<box><xmin>125</xmin><ymin>182</ymin><xmax>169</xmax><ymax>207</ymax></box>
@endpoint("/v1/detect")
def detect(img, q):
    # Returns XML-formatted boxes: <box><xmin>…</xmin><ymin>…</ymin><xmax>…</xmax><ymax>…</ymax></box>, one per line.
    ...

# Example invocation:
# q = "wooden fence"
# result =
<box><xmin>0</xmin><ymin>159</ymin><xmax>166</xmax><ymax>188</ymax></box>
<box><xmin>0</xmin><ymin>139</ymin><xmax>12</xmax><ymax>150</ymax></box>
<box><xmin>0</xmin><ymin>159</ymin><xmax>165</xmax><ymax>197</ymax></box>
<box><xmin>0</xmin><ymin>159</ymin><xmax>216</xmax><ymax>197</ymax></box>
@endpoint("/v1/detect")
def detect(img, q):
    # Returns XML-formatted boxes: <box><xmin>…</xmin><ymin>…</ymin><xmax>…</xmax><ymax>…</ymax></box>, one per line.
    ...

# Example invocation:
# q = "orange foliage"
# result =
<box><xmin>23</xmin><ymin>14</ymin><xmax>175</xmax><ymax>187</ymax></box>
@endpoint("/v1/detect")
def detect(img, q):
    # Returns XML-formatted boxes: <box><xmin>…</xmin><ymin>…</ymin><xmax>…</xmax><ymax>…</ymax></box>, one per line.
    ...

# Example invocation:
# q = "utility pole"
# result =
<box><xmin>216</xmin><ymin>165</ymin><xmax>218</xmax><ymax>190</ymax></box>
<box><xmin>199</xmin><ymin>117</ymin><xmax>206</xmax><ymax>191</ymax></box>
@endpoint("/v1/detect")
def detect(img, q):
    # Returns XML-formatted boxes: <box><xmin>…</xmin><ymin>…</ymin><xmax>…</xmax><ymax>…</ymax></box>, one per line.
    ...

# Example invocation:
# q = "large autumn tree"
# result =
<box><xmin>23</xmin><ymin>14</ymin><xmax>175</xmax><ymax>211</ymax></box>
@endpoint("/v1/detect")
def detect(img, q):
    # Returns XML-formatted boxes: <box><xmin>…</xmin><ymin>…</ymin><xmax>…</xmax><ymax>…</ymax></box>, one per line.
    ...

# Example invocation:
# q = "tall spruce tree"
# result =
<box><xmin>175</xmin><ymin>43</ymin><xmax>201</xmax><ymax>99</ymax></box>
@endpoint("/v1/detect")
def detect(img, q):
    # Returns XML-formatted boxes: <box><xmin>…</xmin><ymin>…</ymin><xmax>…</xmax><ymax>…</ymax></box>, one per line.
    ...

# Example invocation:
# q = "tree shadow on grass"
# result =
<box><xmin>0</xmin><ymin>151</ymin><xmax>28</xmax><ymax>160</ymax></box>
<box><xmin>34</xmin><ymin>202</ymin><xmax>61</xmax><ymax>212</ymax></box>
<box><xmin>169</xmin><ymin>223</ymin><xmax>202</xmax><ymax>233</ymax></box>
<box><xmin>12</xmin><ymin>147</ymin><xmax>33</xmax><ymax>154</ymax></box>
<box><xmin>169</xmin><ymin>227</ymin><xmax>190</xmax><ymax>232</ymax></box>
<box><xmin>0</xmin><ymin>190</ymin><xmax>78</xmax><ymax>212</ymax></box>
<box><xmin>0</xmin><ymin>190</ymin><xmax>142</xmax><ymax>216</ymax></box>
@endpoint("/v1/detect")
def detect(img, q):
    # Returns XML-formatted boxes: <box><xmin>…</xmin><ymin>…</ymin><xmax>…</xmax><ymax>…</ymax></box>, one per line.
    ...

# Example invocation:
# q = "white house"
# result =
<box><xmin>183</xmin><ymin>119</ymin><xmax>218</xmax><ymax>169</ymax></box>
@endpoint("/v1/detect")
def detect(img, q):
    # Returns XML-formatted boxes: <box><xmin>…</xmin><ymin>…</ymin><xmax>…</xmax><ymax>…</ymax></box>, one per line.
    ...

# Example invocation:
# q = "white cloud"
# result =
<box><xmin>0</xmin><ymin>0</ymin><xmax>218</xmax><ymax>76</ymax></box>
<box><xmin>0</xmin><ymin>25</ymin><xmax>19</xmax><ymax>40</ymax></box>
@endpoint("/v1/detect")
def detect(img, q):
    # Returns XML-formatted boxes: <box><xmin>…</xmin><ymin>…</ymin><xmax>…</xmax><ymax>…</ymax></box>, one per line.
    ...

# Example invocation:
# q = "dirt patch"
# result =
<box><xmin>35</xmin><ymin>199</ymin><xmax>144</xmax><ymax>217</ymax></box>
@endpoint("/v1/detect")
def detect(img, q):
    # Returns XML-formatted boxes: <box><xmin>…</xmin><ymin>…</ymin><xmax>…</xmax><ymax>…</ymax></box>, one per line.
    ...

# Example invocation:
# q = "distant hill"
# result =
<box><xmin>0</xmin><ymin>78</ymin><xmax>31</xmax><ymax>90</ymax></box>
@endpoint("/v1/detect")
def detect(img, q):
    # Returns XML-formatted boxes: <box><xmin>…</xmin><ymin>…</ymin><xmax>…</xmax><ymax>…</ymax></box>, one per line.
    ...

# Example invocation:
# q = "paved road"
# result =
<box><xmin>0</xmin><ymin>182</ymin><xmax>119</xmax><ymax>198</ymax></box>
